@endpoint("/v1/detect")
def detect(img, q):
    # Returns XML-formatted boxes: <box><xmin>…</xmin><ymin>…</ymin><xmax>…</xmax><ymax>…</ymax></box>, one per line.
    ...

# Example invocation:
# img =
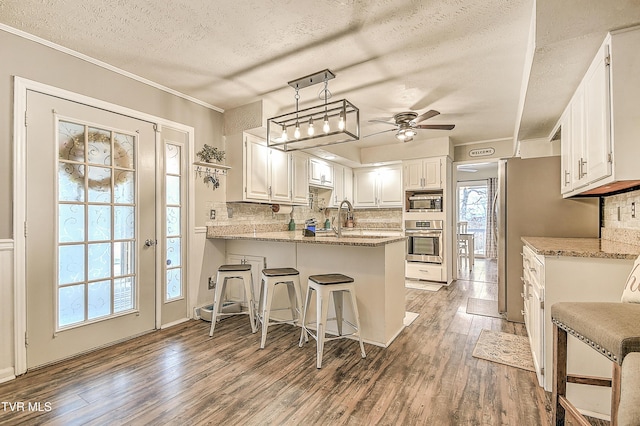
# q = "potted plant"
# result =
<box><xmin>196</xmin><ymin>144</ymin><xmax>225</xmax><ymax>164</ymax></box>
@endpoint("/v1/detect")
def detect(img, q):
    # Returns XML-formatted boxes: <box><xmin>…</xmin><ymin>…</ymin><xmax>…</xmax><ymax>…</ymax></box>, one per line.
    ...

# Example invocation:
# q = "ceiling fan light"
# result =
<box><xmin>396</xmin><ymin>131</ymin><xmax>406</xmax><ymax>141</ymax></box>
<box><xmin>405</xmin><ymin>129</ymin><xmax>417</xmax><ymax>137</ymax></box>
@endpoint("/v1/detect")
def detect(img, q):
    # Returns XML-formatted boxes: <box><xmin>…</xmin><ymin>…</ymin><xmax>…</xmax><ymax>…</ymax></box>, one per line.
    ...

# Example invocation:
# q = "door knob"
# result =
<box><xmin>144</xmin><ymin>239</ymin><xmax>156</xmax><ymax>247</ymax></box>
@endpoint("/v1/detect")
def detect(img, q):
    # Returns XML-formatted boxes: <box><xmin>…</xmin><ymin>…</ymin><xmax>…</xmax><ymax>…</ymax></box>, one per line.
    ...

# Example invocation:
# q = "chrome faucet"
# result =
<box><xmin>333</xmin><ymin>199</ymin><xmax>353</xmax><ymax>237</ymax></box>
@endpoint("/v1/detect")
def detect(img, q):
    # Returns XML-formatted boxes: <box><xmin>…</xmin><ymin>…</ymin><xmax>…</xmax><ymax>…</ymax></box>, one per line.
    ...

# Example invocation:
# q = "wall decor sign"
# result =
<box><xmin>469</xmin><ymin>147</ymin><xmax>495</xmax><ymax>157</ymax></box>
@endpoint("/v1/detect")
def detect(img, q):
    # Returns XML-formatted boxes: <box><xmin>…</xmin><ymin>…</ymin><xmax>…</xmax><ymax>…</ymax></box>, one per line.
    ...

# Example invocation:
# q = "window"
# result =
<box><xmin>165</xmin><ymin>143</ymin><xmax>184</xmax><ymax>301</ymax></box>
<box><xmin>458</xmin><ymin>180</ymin><xmax>488</xmax><ymax>257</ymax></box>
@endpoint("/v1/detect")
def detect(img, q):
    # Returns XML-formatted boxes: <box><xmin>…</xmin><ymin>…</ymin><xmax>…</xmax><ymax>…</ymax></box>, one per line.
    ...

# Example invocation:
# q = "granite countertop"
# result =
<box><xmin>207</xmin><ymin>230</ymin><xmax>406</xmax><ymax>247</ymax></box>
<box><xmin>521</xmin><ymin>236</ymin><xmax>640</xmax><ymax>260</ymax></box>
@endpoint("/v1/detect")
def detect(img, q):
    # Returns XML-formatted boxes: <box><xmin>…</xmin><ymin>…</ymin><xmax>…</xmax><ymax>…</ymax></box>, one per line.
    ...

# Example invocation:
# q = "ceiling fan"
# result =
<box><xmin>366</xmin><ymin>110</ymin><xmax>455</xmax><ymax>142</ymax></box>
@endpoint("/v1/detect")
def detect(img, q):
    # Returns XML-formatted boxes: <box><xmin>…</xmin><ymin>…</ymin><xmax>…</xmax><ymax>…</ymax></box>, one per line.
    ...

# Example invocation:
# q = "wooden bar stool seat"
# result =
<box><xmin>551</xmin><ymin>302</ymin><xmax>640</xmax><ymax>425</ymax></box>
<box><xmin>257</xmin><ymin>267</ymin><xmax>303</xmax><ymax>349</ymax></box>
<box><xmin>208</xmin><ymin>264</ymin><xmax>257</xmax><ymax>337</ymax></box>
<box><xmin>298</xmin><ymin>273</ymin><xmax>366</xmax><ymax>369</ymax></box>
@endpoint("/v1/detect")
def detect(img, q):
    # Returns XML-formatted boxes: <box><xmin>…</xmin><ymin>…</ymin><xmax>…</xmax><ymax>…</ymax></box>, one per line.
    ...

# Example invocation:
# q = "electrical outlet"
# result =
<box><xmin>208</xmin><ymin>277</ymin><xmax>215</xmax><ymax>289</ymax></box>
<box><xmin>209</xmin><ymin>209</ymin><xmax>216</xmax><ymax>220</ymax></box>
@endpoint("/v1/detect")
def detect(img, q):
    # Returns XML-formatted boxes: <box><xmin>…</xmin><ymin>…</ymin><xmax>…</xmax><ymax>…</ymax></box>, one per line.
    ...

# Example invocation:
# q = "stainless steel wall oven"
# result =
<box><xmin>405</xmin><ymin>220</ymin><xmax>443</xmax><ymax>264</ymax></box>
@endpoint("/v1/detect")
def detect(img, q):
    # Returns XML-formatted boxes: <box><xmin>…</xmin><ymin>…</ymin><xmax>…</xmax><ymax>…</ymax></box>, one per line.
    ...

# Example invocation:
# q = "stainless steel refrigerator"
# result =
<box><xmin>497</xmin><ymin>156</ymin><xmax>600</xmax><ymax>322</ymax></box>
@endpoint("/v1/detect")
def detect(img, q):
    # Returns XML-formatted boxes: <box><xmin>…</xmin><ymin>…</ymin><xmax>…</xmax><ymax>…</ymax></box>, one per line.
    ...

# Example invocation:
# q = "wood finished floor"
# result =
<box><xmin>1</xmin><ymin>259</ymin><xmax>556</xmax><ymax>425</ymax></box>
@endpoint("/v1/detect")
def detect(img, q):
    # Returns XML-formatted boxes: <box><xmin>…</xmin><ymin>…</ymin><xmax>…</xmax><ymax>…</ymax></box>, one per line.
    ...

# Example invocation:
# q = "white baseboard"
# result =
<box><xmin>160</xmin><ymin>317</ymin><xmax>190</xmax><ymax>330</ymax></box>
<box><xmin>0</xmin><ymin>367</ymin><xmax>16</xmax><ymax>384</ymax></box>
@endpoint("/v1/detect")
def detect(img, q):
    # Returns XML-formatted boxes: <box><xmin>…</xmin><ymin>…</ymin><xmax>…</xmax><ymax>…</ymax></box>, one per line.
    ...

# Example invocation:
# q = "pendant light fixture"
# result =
<box><xmin>267</xmin><ymin>69</ymin><xmax>359</xmax><ymax>151</ymax></box>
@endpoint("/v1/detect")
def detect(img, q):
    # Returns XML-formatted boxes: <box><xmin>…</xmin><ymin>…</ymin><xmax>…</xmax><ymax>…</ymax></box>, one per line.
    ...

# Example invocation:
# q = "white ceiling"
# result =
<box><xmin>2</xmin><ymin>0</ymin><xmax>639</xmax><ymax>152</ymax></box>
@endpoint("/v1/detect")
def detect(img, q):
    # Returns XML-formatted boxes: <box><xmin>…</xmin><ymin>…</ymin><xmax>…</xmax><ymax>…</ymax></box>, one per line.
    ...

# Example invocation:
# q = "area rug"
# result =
<box><xmin>472</xmin><ymin>329</ymin><xmax>534</xmax><ymax>372</ymax></box>
<box><xmin>404</xmin><ymin>311</ymin><xmax>419</xmax><ymax>326</ymax></box>
<box><xmin>405</xmin><ymin>280</ymin><xmax>442</xmax><ymax>292</ymax></box>
<box><xmin>466</xmin><ymin>297</ymin><xmax>502</xmax><ymax>319</ymax></box>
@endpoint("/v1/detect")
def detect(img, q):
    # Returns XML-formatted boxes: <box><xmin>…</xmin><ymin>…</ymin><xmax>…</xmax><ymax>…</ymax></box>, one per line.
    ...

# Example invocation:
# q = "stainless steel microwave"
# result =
<box><xmin>407</xmin><ymin>194</ymin><xmax>442</xmax><ymax>212</ymax></box>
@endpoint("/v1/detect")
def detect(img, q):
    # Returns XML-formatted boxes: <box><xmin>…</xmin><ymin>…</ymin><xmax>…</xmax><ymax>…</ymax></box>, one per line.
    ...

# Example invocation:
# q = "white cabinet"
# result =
<box><xmin>329</xmin><ymin>164</ymin><xmax>353</xmax><ymax>207</ymax></box>
<box><xmin>559</xmin><ymin>28</ymin><xmax>640</xmax><ymax>196</ymax></box>
<box><xmin>403</xmin><ymin>158</ymin><xmax>442</xmax><ymax>190</ymax></box>
<box><xmin>244</xmin><ymin>137</ymin><xmax>270</xmax><ymax>201</ymax></box>
<box><xmin>353</xmin><ymin>164</ymin><xmax>403</xmax><ymax>208</ymax></box>
<box><xmin>291</xmin><ymin>152</ymin><xmax>309</xmax><ymax>205</ymax></box>
<box><xmin>522</xmin><ymin>243</ymin><xmax>634</xmax><ymax>416</ymax></box>
<box><xmin>522</xmin><ymin>245</ymin><xmax>544</xmax><ymax>387</ymax></box>
<box><xmin>225</xmin><ymin>254</ymin><xmax>265</xmax><ymax>306</ymax></box>
<box><xmin>268</xmin><ymin>147</ymin><xmax>291</xmax><ymax>203</ymax></box>
<box><xmin>226</xmin><ymin>133</ymin><xmax>308</xmax><ymax>205</ymax></box>
<box><xmin>309</xmin><ymin>157</ymin><xmax>333</xmax><ymax>188</ymax></box>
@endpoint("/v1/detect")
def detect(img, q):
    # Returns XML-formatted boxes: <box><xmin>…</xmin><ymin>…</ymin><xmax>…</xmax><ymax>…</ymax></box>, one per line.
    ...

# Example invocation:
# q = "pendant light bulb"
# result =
<box><xmin>307</xmin><ymin>117</ymin><xmax>315</xmax><ymax>136</ymax></box>
<box><xmin>281</xmin><ymin>125</ymin><xmax>288</xmax><ymax>141</ymax></box>
<box><xmin>323</xmin><ymin>114</ymin><xmax>330</xmax><ymax>133</ymax></box>
<box><xmin>294</xmin><ymin>121</ymin><xmax>301</xmax><ymax>139</ymax></box>
<box><xmin>338</xmin><ymin>109</ymin><xmax>345</xmax><ymax>131</ymax></box>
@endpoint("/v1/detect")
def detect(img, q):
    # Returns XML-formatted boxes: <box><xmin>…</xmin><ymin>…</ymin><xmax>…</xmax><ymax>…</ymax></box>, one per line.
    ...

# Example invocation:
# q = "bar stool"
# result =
<box><xmin>298</xmin><ymin>273</ymin><xmax>366</xmax><ymax>368</ymax></box>
<box><xmin>257</xmin><ymin>267</ymin><xmax>304</xmax><ymax>349</ymax></box>
<box><xmin>209</xmin><ymin>264</ymin><xmax>257</xmax><ymax>337</ymax></box>
<box><xmin>551</xmin><ymin>302</ymin><xmax>640</xmax><ymax>425</ymax></box>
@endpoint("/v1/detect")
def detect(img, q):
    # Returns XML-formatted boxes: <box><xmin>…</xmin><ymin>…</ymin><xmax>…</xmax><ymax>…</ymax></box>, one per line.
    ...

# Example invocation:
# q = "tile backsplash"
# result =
<box><xmin>602</xmin><ymin>188</ymin><xmax>640</xmax><ymax>245</ymax></box>
<box><xmin>204</xmin><ymin>201</ymin><xmax>402</xmax><ymax>234</ymax></box>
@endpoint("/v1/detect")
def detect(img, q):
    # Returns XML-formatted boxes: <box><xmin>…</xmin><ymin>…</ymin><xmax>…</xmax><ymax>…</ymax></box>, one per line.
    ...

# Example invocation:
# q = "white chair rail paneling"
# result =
<box><xmin>0</xmin><ymin>239</ymin><xmax>15</xmax><ymax>383</ymax></box>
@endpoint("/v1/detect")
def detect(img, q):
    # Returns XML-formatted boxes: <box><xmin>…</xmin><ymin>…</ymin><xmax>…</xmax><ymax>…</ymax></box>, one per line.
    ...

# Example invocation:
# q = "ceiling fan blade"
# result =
<box><xmin>414</xmin><ymin>110</ymin><xmax>440</xmax><ymax>123</ymax></box>
<box><xmin>415</xmin><ymin>124</ymin><xmax>455</xmax><ymax>130</ymax></box>
<box><xmin>363</xmin><ymin>128</ymin><xmax>396</xmax><ymax>138</ymax></box>
<box><xmin>368</xmin><ymin>119</ymin><xmax>396</xmax><ymax>126</ymax></box>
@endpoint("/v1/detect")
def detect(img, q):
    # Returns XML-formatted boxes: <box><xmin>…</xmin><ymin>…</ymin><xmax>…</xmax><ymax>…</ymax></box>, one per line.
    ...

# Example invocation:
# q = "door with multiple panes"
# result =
<box><xmin>25</xmin><ymin>91</ymin><xmax>159</xmax><ymax>368</ymax></box>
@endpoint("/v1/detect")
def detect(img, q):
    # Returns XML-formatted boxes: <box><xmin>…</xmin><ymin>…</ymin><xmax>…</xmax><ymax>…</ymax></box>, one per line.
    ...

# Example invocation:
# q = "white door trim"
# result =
<box><xmin>13</xmin><ymin>76</ymin><xmax>196</xmax><ymax>376</ymax></box>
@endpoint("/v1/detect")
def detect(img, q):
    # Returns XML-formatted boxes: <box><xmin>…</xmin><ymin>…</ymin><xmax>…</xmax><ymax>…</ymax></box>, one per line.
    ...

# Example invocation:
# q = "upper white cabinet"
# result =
<box><xmin>559</xmin><ymin>27</ymin><xmax>640</xmax><ymax>196</ymax></box>
<box><xmin>226</xmin><ymin>133</ymin><xmax>308</xmax><ymax>205</ymax></box>
<box><xmin>291</xmin><ymin>152</ymin><xmax>309</xmax><ymax>205</ymax></box>
<box><xmin>353</xmin><ymin>164</ymin><xmax>403</xmax><ymax>208</ymax></box>
<box><xmin>309</xmin><ymin>157</ymin><xmax>333</xmax><ymax>188</ymax></box>
<box><xmin>329</xmin><ymin>164</ymin><xmax>353</xmax><ymax>207</ymax></box>
<box><xmin>403</xmin><ymin>158</ymin><xmax>442</xmax><ymax>190</ymax></box>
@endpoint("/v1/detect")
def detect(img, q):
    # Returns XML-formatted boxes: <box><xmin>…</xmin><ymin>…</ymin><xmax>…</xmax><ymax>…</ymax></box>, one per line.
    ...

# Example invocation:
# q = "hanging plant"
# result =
<box><xmin>196</xmin><ymin>144</ymin><xmax>225</xmax><ymax>163</ymax></box>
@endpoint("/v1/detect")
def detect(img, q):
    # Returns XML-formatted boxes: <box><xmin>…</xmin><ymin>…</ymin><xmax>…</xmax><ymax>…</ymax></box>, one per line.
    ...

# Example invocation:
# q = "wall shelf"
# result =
<box><xmin>193</xmin><ymin>161</ymin><xmax>231</xmax><ymax>171</ymax></box>
<box><xmin>193</xmin><ymin>162</ymin><xmax>230</xmax><ymax>191</ymax></box>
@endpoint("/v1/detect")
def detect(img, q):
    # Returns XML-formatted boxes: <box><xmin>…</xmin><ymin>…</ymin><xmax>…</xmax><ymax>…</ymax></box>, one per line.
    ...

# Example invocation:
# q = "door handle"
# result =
<box><xmin>144</xmin><ymin>239</ymin><xmax>156</xmax><ymax>247</ymax></box>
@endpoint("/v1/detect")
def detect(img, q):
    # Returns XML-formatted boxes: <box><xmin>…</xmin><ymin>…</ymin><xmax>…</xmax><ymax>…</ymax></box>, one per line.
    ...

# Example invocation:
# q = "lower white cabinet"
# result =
<box><xmin>224</xmin><ymin>254</ymin><xmax>265</xmax><ymax>307</ymax></box>
<box><xmin>405</xmin><ymin>261</ymin><xmax>443</xmax><ymax>282</ymax></box>
<box><xmin>522</xmin><ymin>245</ymin><xmax>545</xmax><ymax>386</ymax></box>
<box><xmin>521</xmin><ymin>244</ymin><xmax>634</xmax><ymax>417</ymax></box>
<box><xmin>353</xmin><ymin>164</ymin><xmax>402</xmax><ymax>208</ymax></box>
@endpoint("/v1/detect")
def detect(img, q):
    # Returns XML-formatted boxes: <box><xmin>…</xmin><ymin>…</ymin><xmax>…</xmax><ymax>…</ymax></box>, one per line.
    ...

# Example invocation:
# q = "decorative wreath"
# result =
<box><xmin>59</xmin><ymin>130</ymin><xmax>133</xmax><ymax>189</ymax></box>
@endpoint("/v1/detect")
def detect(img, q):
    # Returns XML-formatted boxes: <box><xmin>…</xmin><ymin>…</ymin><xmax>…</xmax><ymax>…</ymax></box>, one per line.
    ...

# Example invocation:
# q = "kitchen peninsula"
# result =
<box><xmin>206</xmin><ymin>229</ymin><xmax>406</xmax><ymax>347</ymax></box>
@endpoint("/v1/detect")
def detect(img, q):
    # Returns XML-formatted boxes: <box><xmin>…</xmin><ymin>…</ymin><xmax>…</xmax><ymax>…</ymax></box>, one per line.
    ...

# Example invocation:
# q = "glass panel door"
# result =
<box><xmin>57</xmin><ymin>121</ymin><xmax>138</xmax><ymax>328</ymax></box>
<box><xmin>458</xmin><ymin>180</ymin><xmax>488</xmax><ymax>257</ymax></box>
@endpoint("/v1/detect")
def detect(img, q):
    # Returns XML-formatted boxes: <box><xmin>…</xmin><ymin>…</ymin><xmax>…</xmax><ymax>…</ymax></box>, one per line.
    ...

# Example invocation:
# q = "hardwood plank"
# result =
<box><xmin>0</xmin><ymin>259</ymin><xmax>555</xmax><ymax>425</ymax></box>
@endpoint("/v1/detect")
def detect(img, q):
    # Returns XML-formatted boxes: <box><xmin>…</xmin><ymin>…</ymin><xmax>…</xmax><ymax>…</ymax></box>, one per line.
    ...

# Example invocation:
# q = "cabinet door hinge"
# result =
<box><xmin>24</xmin><ymin>110</ymin><xmax>28</xmax><ymax>127</ymax></box>
<box><xmin>24</xmin><ymin>331</ymin><xmax>28</xmax><ymax>347</ymax></box>
<box><xmin>540</xmin><ymin>300</ymin><xmax>544</xmax><ymax>310</ymax></box>
<box><xmin>608</xmin><ymin>153</ymin><xmax>612</xmax><ymax>163</ymax></box>
<box><xmin>604</xmin><ymin>44</ymin><xmax>611</xmax><ymax>66</ymax></box>
<box><xmin>540</xmin><ymin>367</ymin><xmax>544</xmax><ymax>376</ymax></box>
<box><xmin>24</xmin><ymin>221</ymin><xmax>27</xmax><ymax>238</ymax></box>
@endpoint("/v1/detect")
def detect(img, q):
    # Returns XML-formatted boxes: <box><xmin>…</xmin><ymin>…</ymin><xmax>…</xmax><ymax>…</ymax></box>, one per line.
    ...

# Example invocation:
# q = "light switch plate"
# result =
<box><xmin>209</xmin><ymin>209</ymin><xmax>216</xmax><ymax>220</ymax></box>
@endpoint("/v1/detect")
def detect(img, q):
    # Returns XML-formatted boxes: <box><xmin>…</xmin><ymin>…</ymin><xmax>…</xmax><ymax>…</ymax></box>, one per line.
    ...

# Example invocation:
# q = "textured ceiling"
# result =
<box><xmin>1</xmin><ymin>0</ymin><xmax>639</xmax><ymax>151</ymax></box>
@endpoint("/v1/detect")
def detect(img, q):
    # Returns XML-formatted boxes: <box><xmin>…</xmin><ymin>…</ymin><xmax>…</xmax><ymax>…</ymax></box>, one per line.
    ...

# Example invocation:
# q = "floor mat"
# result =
<box><xmin>472</xmin><ymin>329</ymin><xmax>534</xmax><ymax>372</ymax></box>
<box><xmin>466</xmin><ymin>297</ymin><xmax>501</xmax><ymax>318</ymax></box>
